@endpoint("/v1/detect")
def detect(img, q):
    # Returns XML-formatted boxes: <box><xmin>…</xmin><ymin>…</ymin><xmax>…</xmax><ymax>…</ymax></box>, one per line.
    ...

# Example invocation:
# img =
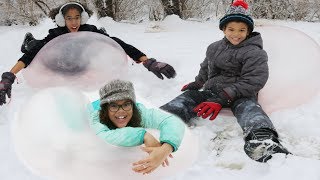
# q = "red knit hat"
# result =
<box><xmin>219</xmin><ymin>0</ymin><xmax>254</xmax><ymax>32</ymax></box>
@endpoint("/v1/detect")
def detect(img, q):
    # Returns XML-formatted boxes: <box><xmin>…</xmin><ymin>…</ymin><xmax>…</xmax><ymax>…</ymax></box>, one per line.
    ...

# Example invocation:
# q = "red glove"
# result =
<box><xmin>193</xmin><ymin>102</ymin><xmax>222</xmax><ymax>120</ymax></box>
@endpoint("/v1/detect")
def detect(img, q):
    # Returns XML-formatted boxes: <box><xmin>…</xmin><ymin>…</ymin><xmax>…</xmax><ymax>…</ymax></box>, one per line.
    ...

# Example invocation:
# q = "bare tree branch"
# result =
<box><xmin>33</xmin><ymin>0</ymin><xmax>50</xmax><ymax>16</ymax></box>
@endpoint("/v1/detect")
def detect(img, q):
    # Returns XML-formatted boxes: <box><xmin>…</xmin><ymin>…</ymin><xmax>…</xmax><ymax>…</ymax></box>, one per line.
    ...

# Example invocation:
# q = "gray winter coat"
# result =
<box><xmin>195</xmin><ymin>32</ymin><xmax>268</xmax><ymax>100</ymax></box>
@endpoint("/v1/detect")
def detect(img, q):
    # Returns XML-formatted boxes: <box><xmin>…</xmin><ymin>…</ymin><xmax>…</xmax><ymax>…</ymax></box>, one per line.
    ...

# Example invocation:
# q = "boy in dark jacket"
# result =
<box><xmin>0</xmin><ymin>2</ymin><xmax>176</xmax><ymax>106</ymax></box>
<box><xmin>160</xmin><ymin>0</ymin><xmax>290</xmax><ymax>162</ymax></box>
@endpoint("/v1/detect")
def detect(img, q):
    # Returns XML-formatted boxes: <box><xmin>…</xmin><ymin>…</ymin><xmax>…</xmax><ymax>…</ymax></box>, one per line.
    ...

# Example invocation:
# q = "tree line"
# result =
<box><xmin>0</xmin><ymin>0</ymin><xmax>319</xmax><ymax>26</ymax></box>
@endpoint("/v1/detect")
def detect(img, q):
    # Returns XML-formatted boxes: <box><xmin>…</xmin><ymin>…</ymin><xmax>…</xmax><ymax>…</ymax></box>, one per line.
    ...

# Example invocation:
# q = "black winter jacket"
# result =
<box><xmin>19</xmin><ymin>24</ymin><xmax>146</xmax><ymax>67</ymax></box>
<box><xmin>195</xmin><ymin>32</ymin><xmax>269</xmax><ymax>101</ymax></box>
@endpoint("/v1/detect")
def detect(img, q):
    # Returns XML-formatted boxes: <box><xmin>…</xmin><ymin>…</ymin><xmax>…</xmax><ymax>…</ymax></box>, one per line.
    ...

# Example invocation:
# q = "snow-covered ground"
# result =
<box><xmin>1</xmin><ymin>15</ymin><xmax>320</xmax><ymax>180</ymax></box>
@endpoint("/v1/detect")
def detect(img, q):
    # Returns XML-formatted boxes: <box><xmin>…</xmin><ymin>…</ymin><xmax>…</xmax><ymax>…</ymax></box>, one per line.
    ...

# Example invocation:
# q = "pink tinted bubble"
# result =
<box><xmin>22</xmin><ymin>32</ymin><xmax>128</xmax><ymax>91</ymax></box>
<box><xmin>12</xmin><ymin>87</ymin><xmax>198</xmax><ymax>180</ymax></box>
<box><xmin>258</xmin><ymin>25</ymin><xmax>320</xmax><ymax>114</ymax></box>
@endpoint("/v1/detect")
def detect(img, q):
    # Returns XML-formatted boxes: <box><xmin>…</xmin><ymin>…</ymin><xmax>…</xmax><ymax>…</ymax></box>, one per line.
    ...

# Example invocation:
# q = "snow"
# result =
<box><xmin>1</xmin><ymin>15</ymin><xmax>320</xmax><ymax>180</ymax></box>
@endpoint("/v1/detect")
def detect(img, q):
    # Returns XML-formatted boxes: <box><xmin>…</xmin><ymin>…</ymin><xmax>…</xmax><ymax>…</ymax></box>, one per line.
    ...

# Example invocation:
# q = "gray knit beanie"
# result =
<box><xmin>99</xmin><ymin>79</ymin><xmax>136</xmax><ymax>105</ymax></box>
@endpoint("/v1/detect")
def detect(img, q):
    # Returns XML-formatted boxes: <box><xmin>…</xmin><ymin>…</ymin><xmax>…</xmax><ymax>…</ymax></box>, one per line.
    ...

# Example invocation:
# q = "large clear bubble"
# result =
<box><xmin>12</xmin><ymin>87</ymin><xmax>198</xmax><ymax>180</ymax></box>
<box><xmin>22</xmin><ymin>32</ymin><xmax>128</xmax><ymax>91</ymax></box>
<box><xmin>257</xmin><ymin>25</ymin><xmax>320</xmax><ymax>113</ymax></box>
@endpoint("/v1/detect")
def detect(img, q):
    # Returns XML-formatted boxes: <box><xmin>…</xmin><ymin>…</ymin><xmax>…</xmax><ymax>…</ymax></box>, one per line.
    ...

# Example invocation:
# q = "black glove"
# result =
<box><xmin>143</xmin><ymin>58</ymin><xmax>176</xmax><ymax>80</ymax></box>
<box><xmin>181</xmin><ymin>81</ymin><xmax>203</xmax><ymax>91</ymax></box>
<box><xmin>21</xmin><ymin>32</ymin><xmax>35</xmax><ymax>53</ymax></box>
<box><xmin>0</xmin><ymin>72</ymin><xmax>16</xmax><ymax>106</ymax></box>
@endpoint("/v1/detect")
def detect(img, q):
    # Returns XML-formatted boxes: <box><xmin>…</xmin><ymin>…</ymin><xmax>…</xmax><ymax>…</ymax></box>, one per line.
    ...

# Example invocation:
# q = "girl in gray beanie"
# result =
<box><xmin>161</xmin><ymin>0</ymin><xmax>290</xmax><ymax>163</ymax></box>
<box><xmin>90</xmin><ymin>79</ymin><xmax>185</xmax><ymax>175</ymax></box>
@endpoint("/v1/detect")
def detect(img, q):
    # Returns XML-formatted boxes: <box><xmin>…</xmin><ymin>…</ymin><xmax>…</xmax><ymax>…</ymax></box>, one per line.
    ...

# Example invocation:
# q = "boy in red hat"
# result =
<box><xmin>161</xmin><ymin>0</ymin><xmax>290</xmax><ymax>162</ymax></box>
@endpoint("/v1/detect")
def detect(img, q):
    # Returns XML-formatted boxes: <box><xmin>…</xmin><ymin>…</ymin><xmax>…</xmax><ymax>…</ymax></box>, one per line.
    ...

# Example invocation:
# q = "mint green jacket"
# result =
<box><xmin>89</xmin><ymin>100</ymin><xmax>185</xmax><ymax>152</ymax></box>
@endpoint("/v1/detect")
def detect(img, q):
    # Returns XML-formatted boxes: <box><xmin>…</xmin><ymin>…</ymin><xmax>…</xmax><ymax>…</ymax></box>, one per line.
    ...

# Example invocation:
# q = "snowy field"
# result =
<box><xmin>1</xmin><ymin>15</ymin><xmax>320</xmax><ymax>180</ymax></box>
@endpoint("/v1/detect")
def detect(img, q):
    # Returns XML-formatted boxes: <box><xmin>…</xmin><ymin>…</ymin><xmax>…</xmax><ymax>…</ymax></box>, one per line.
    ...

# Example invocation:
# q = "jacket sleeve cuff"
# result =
<box><xmin>133</xmin><ymin>53</ymin><xmax>147</xmax><ymax>63</ymax></box>
<box><xmin>223</xmin><ymin>86</ymin><xmax>237</xmax><ymax>100</ymax></box>
<box><xmin>160</xmin><ymin>140</ymin><xmax>177</xmax><ymax>152</ymax></box>
<box><xmin>19</xmin><ymin>56</ymin><xmax>31</xmax><ymax>68</ymax></box>
<box><xmin>140</xmin><ymin>129</ymin><xmax>147</xmax><ymax>144</ymax></box>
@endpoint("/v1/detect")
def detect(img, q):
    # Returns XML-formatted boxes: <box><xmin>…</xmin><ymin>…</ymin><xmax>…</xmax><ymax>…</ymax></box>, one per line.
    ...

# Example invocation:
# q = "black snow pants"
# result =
<box><xmin>160</xmin><ymin>90</ymin><xmax>277</xmax><ymax>138</ymax></box>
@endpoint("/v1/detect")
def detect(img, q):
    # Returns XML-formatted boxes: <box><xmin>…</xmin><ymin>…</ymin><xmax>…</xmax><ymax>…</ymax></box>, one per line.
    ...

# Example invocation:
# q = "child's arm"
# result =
<box><xmin>137</xmin><ymin>103</ymin><xmax>185</xmax><ymax>152</ymax></box>
<box><xmin>194</xmin><ymin>43</ymin><xmax>220</xmax><ymax>84</ymax></box>
<box><xmin>195</xmin><ymin>56</ymin><xmax>209</xmax><ymax>83</ymax></box>
<box><xmin>90</xmin><ymin>110</ymin><xmax>147</xmax><ymax>147</ymax></box>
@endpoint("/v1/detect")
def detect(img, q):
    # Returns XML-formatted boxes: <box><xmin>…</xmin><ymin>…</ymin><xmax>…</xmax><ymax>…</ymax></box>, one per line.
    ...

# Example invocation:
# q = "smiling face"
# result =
<box><xmin>64</xmin><ymin>8</ymin><xmax>81</xmax><ymax>32</ymax></box>
<box><xmin>223</xmin><ymin>21</ymin><xmax>249</xmax><ymax>45</ymax></box>
<box><xmin>107</xmin><ymin>100</ymin><xmax>133</xmax><ymax>128</ymax></box>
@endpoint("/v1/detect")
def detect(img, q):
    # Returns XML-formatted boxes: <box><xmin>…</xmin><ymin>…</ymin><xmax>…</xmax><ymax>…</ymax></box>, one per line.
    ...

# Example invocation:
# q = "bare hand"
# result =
<box><xmin>132</xmin><ymin>144</ymin><xmax>173</xmax><ymax>175</ymax></box>
<box><xmin>143</xmin><ymin>132</ymin><xmax>161</xmax><ymax>147</ymax></box>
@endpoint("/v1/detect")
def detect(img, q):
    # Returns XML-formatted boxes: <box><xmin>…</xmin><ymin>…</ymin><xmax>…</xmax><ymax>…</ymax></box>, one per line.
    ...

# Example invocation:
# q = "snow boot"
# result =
<box><xmin>244</xmin><ymin>128</ymin><xmax>290</xmax><ymax>163</ymax></box>
<box><xmin>21</xmin><ymin>32</ymin><xmax>35</xmax><ymax>53</ymax></box>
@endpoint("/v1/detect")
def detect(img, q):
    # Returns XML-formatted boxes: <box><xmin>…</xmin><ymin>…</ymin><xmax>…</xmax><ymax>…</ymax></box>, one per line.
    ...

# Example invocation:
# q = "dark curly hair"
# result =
<box><xmin>49</xmin><ymin>2</ymin><xmax>93</xmax><ymax>20</ymax></box>
<box><xmin>99</xmin><ymin>101</ymin><xmax>142</xmax><ymax>130</ymax></box>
